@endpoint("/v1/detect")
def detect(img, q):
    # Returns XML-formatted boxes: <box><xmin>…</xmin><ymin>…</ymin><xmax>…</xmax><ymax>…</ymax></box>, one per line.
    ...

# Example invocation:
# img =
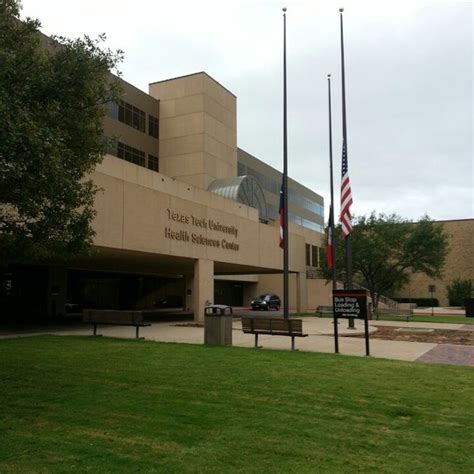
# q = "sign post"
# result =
<box><xmin>332</xmin><ymin>289</ymin><xmax>370</xmax><ymax>356</ymax></box>
<box><xmin>428</xmin><ymin>284</ymin><xmax>436</xmax><ymax>316</ymax></box>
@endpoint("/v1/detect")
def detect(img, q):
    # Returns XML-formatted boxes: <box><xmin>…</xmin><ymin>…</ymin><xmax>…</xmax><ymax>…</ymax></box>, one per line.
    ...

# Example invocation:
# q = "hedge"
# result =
<box><xmin>395</xmin><ymin>297</ymin><xmax>439</xmax><ymax>307</ymax></box>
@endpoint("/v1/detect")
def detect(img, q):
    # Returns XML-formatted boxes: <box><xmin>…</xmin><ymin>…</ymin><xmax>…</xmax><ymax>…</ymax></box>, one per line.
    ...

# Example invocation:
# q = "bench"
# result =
<box><xmin>374</xmin><ymin>308</ymin><xmax>412</xmax><ymax>322</ymax></box>
<box><xmin>83</xmin><ymin>310</ymin><xmax>151</xmax><ymax>339</ymax></box>
<box><xmin>315</xmin><ymin>306</ymin><xmax>333</xmax><ymax>317</ymax></box>
<box><xmin>241</xmin><ymin>318</ymin><xmax>308</xmax><ymax>351</ymax></box>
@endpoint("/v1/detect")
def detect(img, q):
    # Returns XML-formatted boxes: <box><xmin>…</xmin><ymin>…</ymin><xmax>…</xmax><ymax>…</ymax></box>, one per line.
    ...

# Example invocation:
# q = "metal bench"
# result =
<box><xmin>83</xmin><ymin>310</ymin><xmax>151</xmax><ymax>339</ymax></box>
<box><xmin>241</xmin><ymin>317</ymin><xmax>308</xmax><ymax>351</ymax></box>
<box><xmin>315</xmin><ymin>306</ymin><xmax>333</xmax><ymax>317</ymax></box>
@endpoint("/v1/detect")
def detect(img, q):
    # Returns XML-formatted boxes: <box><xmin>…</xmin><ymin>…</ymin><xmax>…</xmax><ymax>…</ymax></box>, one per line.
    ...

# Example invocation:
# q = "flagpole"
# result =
<box><xmin>339</xmin><ymin>7</ymin><xmax>354</xmax><ymax>329</ymax></box>
<box><xmin>328</xmin><ymin>74</ymin><xmax>339</xmax><ymax>353</ymax></box>
<box><xmin>327</xmin><ymin>74</ymin><xmax>337</xmax><ymax>294</ymax></box>
<box><xmin>282</xmin><ymin>7</ymin><xmax>289</xmax><ymax>319</ymax></box>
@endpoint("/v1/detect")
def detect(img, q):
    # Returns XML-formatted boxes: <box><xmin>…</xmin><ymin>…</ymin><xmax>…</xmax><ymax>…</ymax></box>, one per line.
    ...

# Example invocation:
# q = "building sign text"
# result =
<box><xmin>165</xmin><ymin>208</ymin><xmax>239</xmax><ymax>251</ymax></box>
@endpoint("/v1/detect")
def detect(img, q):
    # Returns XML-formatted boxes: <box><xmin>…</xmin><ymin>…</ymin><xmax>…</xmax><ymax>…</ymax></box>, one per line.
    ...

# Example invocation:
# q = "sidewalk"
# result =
<box><xmin>3</xmin><ymin>316</ymin><xmax>466</xmax><ymax>367</ymax></box>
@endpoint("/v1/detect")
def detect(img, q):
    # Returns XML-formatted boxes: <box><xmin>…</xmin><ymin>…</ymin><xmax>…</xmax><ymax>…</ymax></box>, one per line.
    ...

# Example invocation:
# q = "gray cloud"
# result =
<box><xmin>21</xmin><ymin>0</ymin><xmax>473</xmax><ymax>221</ymax></box>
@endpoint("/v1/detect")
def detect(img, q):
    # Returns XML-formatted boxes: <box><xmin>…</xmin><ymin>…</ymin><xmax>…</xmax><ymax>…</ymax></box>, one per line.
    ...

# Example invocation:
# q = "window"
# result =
<box><xmin>118</xmin><ymin>101</ymin><xmax>146</xmax><ymax>133</ymax></box>
<box><xmin>148</xmin><ymin>154</ymin><xmax>159</xmax><ymax>172</ymax></box>
<box><xmin>288</xmin><ymin>212</ymin><xmax>302</xmax><ymax>226</ymax></box>
<box><xmin>287</xmin><ymin>189</ymin><xmax>324</xmax><ymax>217</ymax></box>
<box><xmin>149</xmin><ymin>115</ymin><xmax>159</xmax><ymax>139</ymax></box>
<box><xmin>117</xmin><ymin>142</ymin><xmax>145</xmax><ymax>167</ymax></box>
<box><xmin>311</xmin><ymin>246</ymin><xmax>319</xmax><ymax>267</ymax></box>
<box><xmin>301</xmin><ymin>219</ymin><xmax>324</xmax><ymax>233</ymax></box>
<box><xmin>301</xmin><ymin>197</ymin><xmax>324</xmax><ymax>216</ymax></box>
<box><xmin>306</xmin><ymin>244</ymin><xmax>311</xmax><ymax>266</ymax></box>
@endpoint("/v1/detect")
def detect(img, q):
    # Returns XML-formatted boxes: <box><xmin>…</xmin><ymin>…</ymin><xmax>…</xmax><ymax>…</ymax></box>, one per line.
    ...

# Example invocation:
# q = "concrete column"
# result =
<box><xmin>193</xmin><ymin>259</ymin><xmax>214</xmax><ymax>322</ymax></box>
<box><xmin>243</xmin><ymin>282</ymin><xmax>258</xmax><ymax>307</ymax></box>
<box><xmin>185</xmin><ymin>275</ymin><xmax>193</xmax><ymax>312</ymax></box>
<box><xmin>296</xmin><ymin>271</ymin><xmax>307</xmax><ymax>313</ymax></box>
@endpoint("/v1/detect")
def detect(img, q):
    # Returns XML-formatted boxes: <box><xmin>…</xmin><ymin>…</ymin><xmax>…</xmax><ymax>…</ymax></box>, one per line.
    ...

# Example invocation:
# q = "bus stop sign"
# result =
<box><xmin>333</xmin><ymin>289</ymin><xmax>368</xmax><ymax>319</ymax></box>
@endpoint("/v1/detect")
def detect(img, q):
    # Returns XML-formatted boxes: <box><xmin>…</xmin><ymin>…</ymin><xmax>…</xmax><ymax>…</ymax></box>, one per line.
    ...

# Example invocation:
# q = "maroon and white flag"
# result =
<box><xmin>327</xmin><ymin>206</ymin><xmax>334</xmax><ymax>268</ymax></box>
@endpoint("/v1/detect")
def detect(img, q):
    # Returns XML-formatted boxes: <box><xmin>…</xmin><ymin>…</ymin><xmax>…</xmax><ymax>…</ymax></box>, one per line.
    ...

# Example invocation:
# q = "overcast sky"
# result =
<box><xmin>21</xmin><ymin>0</ymin><xmax>473</xmax><ymax>222</ymax></box>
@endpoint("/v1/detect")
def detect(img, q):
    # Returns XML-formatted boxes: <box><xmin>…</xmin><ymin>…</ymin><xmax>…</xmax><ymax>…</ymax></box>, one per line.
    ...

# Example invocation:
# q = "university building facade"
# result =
<box><xmin>2</xmin><ymin>71</ymin><xmax>332</xmax><ymax>321</ymax></box>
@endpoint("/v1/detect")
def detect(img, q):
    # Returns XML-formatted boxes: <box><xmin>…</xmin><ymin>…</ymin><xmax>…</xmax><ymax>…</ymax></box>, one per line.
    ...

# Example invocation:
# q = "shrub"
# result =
<box><xmin>447</xmin><ymin>278</ymin><xmax>473</xmax><ymax>307</ymax></box>
<box><xmin>395</xmin><ymin>298</ymin><xmax>439</xmax><ymax>307</ymax></box>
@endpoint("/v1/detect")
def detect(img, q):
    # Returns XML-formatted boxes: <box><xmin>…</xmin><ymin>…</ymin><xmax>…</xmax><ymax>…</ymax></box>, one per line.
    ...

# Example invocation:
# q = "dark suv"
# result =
<box><xmin>251</xmin><ymin>293</ymin><xmax>281</xmax><ymax>311</ymax></box>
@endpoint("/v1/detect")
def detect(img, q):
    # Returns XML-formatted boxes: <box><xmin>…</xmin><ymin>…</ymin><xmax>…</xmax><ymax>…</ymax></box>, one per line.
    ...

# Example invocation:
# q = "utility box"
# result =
<box><xmin>204</xmin><ymin>305</ymin><xmax>233</xmax><ymax>346</ymax></box>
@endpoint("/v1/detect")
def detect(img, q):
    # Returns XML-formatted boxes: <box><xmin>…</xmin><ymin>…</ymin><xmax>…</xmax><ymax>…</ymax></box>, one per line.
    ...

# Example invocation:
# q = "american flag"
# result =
<box><xmin>279</xmin><ymin>180</ymin><xmax>284</xmax><ymax>249</ymax></box>
<box><xmin>340</xmin><ymin>139</ymin><xmax>353</xmax><ymax>236</ymax></box>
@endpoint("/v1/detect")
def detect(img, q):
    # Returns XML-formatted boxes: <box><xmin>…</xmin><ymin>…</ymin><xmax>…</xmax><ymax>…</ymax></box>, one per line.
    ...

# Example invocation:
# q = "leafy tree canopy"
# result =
<box><xmin>320</xmin><ymin>213</ymin><xmax>449</xmax><ymax>308</ymax></box>
<box><xmin>0</xmin><ymin>0</ymin><xmax>122</xmax><ymax>264</ymax></box>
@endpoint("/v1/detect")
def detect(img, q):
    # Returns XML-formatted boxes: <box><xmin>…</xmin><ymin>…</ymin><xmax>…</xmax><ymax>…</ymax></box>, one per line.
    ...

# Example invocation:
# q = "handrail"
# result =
<box><xmin>352</xmin><ymin>282</ymin><xmax>399</xmax><ymax>309</ymax></box>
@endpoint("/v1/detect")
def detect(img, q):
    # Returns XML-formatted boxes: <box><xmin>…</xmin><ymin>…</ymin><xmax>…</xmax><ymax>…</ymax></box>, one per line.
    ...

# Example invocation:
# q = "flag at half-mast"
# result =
<box><xmin>279</xmin><ymin>180</ymin><xmax>284</xmax><ymax>249</ymax></box>
<box><xmin>327</xmin><ymin>205</ymin><xmax>334</xmax><ymax>268</ymax></box>
<box><xmin>340</xmin><ymin>139</ymin><xmax>353</xmax><ymax>236</ymax></box>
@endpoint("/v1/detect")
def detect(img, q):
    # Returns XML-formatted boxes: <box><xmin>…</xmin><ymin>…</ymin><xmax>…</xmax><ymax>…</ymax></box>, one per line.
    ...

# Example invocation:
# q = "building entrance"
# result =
<box><xmin>214</xmin><ymin>281</ymin><xmax>243</xmax><ymax>306</ymax></box>
<box><xmin>67</xmin><ymin>270</ymin><xmax>185</xmax><ymax>314</ymax></box>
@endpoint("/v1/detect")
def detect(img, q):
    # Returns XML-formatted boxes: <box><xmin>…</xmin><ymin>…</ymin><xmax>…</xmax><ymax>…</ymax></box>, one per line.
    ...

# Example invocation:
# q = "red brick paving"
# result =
<box><xmin>417</xmin><ymin>344</ymin><xmax>474</xmax><ymax>367</ymax></box>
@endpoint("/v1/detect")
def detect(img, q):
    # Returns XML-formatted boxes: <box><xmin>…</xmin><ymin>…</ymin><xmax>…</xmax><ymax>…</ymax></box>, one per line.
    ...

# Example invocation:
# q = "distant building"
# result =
<box><xmin>393</xmin><ymin>218</ymin><xmax>474</xmax><ymax>306</ymax></box>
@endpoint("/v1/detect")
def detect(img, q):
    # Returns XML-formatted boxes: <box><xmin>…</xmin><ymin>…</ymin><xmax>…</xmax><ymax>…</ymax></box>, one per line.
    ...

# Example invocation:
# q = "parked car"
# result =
<box><xmin>251</xmin><ymin>293</ymin><xmax>281</xmax><ymax>311</ymax></box>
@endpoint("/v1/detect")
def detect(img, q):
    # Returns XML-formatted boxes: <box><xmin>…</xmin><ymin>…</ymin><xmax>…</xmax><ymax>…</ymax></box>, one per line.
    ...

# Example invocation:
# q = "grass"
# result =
<box><xmin>0</xmin><ymin>336</ymin><xmax>473</xmax><ymax>473</ymax></box>
<box><xmin>299</xmin><ymin>312</ymin><xmax>474</xmax><ymax>325</ymax></box>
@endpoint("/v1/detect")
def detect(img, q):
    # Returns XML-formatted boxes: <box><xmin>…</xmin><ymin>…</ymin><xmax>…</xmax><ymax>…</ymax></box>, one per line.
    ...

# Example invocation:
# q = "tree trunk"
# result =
<box><xmin>369</xmin><ymin>289</ymin><xmax>378</xmax><ymax>320</ymax></box>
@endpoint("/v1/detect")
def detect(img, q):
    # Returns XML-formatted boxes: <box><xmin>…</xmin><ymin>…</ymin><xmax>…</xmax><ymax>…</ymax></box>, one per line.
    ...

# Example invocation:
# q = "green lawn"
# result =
<box><xmin>0</xmin><ymin>336</ymin><xmax>472</xmax><ymax>473</ymax></box>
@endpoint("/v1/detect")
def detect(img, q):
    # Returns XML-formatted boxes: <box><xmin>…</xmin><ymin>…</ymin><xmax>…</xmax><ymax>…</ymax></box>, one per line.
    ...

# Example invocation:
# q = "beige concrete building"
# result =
<box><xmin>3</xmin><ymin>72</ymin><xmax>332</xmax><ymax>322</ymax></box>
<box><xmin>4</xmin><ymin>66</ymin><xmax>469</xmax><ymax>321</ymax></box>
<box><xmin>394</xmin><ymin>219</ymin><xmax>474</xmax><ymax>306</ymax></box>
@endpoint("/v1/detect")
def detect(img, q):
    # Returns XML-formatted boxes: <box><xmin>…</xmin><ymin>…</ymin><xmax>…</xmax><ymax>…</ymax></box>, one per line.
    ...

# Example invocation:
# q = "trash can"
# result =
<box><xmin>465</xmin><ymin>298</ymin><xmax>474</xmax><ymax>318</ymax></box>
<box><xmin>204</xmin><ymin>305</ymin><xmax>233</xmax><ymax>345</ymax></box>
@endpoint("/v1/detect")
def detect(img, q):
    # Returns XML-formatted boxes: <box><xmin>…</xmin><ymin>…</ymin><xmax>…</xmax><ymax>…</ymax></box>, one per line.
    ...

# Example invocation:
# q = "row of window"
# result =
<box><xmin>119</xmin><ymin>101</ymin><xmax>146</xmax><ymax>133</ymax></box>
<box><xmin>238</xmin><ymin>162</ymin><xmax>324</xmax><ymax>219</ymax></box>
<box><xmin>305</xmin><ymin>244</ymin><xmax>320</xmax><ymax>267</ymax></box>
<box><xmin>264</xmin><ymin>205</ymin><xmax>324</xmax><ymax>233</ymax></box>
<box><xmin>301</xmin><ymin>219</ymin><xmax>324</xmax><ymax>233</ymax></box>
<box><xmin>297</xmin><ymin>194</ymin><xmax>324</xmax><ymax>217</ymax></box>
<box><xmin>107</xmin><ymin>101</ymin><xmax>159</xmax><ymax>139</ymax></box>
<box><xmin>118</xmin><ymin>142</ymin><xmax>145</xmax><ymax>166</ymax></box>
<box><xmin>288</xmin><ymin>189</ymin><xmax>324</xmax><ymax>216</ymax></box>
<box><xmin>289</xmin><ymin>213</ymin><xmax>324</xmax><ymax>233</ymax></box>
<box><xmin>116</xmin><ymin>142</ymin><xmax>159</xmax><ymax>172</ymax></box>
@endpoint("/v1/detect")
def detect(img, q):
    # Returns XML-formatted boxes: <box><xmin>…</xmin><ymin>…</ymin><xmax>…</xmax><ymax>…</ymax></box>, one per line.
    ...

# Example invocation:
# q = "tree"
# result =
<box><xmin>0</xmin><ymin>0</ymin><xmax>122</xmax><ymax>264</ymax></box>
<box><xmin>320</xmin><ymin>213</ymin><xmax>449</xmax><ymax>309</ymax></box>
<box><xmin>447</xmin><ymin>278</ymin><xmax>473</xmax><ymax>307</ymax></box>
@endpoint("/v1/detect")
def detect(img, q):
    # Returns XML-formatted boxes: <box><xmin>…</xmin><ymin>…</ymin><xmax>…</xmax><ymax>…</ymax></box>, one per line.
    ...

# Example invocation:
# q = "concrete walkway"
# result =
<box><xmin>3</xmin><ymin>316</ymin><xmax>470</xmax><ymax>367</ymax></box>
<box><xmin>412</xmin><ymin>307</ymin><xmax>466</xmax><ymax>316</ymax></box>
